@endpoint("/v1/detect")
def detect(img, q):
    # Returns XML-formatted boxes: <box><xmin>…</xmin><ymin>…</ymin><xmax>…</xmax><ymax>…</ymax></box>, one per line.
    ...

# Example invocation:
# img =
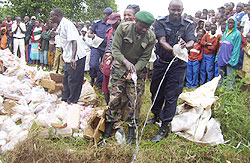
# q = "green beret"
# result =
<box><xmin>135</xmin><ymin>11</ymin><xmax>155</xmax><ymax>25</ymax></box>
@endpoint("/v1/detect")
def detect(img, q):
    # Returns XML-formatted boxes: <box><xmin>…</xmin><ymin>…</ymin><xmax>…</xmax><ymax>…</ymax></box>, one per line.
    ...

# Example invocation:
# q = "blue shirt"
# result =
<box><xmin>236</xmin><ymin>12</ymin><xmax>245</xmax><ymax>21</ymax></box>
<box><xmin>91</xmin><ymin>19</ymin><xmax>111</xmax><ymax>51</ymax></box>
<box><xmin>154</xmin><ymin>16</ymin><xmax>196</xmax><ymax>62</ymax></box>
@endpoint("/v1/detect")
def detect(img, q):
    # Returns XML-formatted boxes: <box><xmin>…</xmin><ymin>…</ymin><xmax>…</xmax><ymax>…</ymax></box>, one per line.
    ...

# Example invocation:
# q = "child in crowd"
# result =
<box><xmin>7</xmin><ymin>31</ymin><xmax>13</xmax><ymax>53</ymax></box>
<box><xmin>0</xmin><ymin>27</ymin><xmax>7</xmax><ymax>50</ymax></box>
<box><xmin>205</xmin><ymin>22</ymin><xmax>211</xmax><ymax>33</ymax></box>
<box><xmin>30</xmin><ymin>20</ymin><xmax>43</xmax><ymax>65</ymax></box>
<box><xmin>215</xmin><ymin>22</ymin><xmax>226</xmax><ymax>77</ymax></box>
<box><xmin>195</xmin><ymin>20</ymin><xmax>205</xmax><ymax>36</ymax></box>
<box><xmin>186</xmin><ymin>34</ymin><xmax>203</xmax><ymax>88</ymax></box>
<box><xmin>242</xmin><ymin>32</ymin><xmax>250</xmax><ymax>83</ymax></box>
<box><xmin>200</xmin><ymin>23</ymin><xmax>218</xmax><ymax>84</ymax></box>
<box><xmin>48</xmin><ymin>31</ymin><xmax>55</xmax><ymax>70</ymax></box>
<box><xmin>40</xmin><ymin>25</ymin><xmax>51</xmax><ymax>68</ymax></box>
<box><xmin>197</xmin><ymin>28</ymin><xmax>206</xmax><ymax>37</ymax></box>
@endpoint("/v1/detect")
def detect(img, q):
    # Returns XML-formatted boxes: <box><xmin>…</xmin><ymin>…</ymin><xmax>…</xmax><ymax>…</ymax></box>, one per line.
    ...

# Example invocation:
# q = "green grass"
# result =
<box><xmin>1</xmin><ymin>74</ymin><xmax>250</xmax><ymax>163</ymax></box>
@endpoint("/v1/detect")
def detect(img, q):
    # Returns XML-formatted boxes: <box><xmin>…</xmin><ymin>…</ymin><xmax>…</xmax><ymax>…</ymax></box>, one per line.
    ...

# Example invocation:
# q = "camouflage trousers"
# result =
<box><xmin>105</xmin><ymin>67</ymin><xmax>146</xmax><ymax>126</ymax></box>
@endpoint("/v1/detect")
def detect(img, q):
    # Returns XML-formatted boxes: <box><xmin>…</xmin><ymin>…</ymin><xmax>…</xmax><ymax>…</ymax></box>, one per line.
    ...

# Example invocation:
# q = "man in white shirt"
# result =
<box><xmin>12</xmin><ymin>16</ymin><xmax>26</xmax><ymax>62</ymax></box>
<box><xmin>50</xmin><ymin>8</ymin><xmax>87</xmax><ymax>104</ymax></box>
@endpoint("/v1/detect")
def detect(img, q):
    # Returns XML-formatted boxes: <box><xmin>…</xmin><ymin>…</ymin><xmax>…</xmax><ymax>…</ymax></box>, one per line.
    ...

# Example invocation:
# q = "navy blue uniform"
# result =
<box><xmin>150</xmin><ymin>16</ymin><xmax>195</xmax><ymax>122</ymax></box>
<box><xmin>89</xmin><ymin>19</ymin><xmax>111</xmax><ymax>87</ymax></box>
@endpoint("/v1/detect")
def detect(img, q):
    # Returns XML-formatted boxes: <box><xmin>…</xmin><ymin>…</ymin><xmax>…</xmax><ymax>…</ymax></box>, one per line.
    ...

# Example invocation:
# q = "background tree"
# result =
<box><xmin>0</xmin><ymin>0</ymin><xmax>117</xmax><ymax>22</ymax></box>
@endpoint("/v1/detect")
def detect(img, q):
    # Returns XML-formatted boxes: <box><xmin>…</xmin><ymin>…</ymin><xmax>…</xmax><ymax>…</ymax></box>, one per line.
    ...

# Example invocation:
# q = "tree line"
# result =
<box><xmin>0</xmin><ymin>0</ymin><xmax>117</xmax><ymax>22</ymax></box>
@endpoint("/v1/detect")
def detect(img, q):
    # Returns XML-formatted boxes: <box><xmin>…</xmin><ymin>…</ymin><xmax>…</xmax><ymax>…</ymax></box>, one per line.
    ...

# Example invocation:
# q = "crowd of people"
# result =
<box><xmin>0</xmin><ymin>0</ymin><xmax>249</xmax><ymax>145</ymax></box>
<box><xmin>183</xmin><ymin>1</ymin><xmax>250</xmax><ymax>87</ymax></box>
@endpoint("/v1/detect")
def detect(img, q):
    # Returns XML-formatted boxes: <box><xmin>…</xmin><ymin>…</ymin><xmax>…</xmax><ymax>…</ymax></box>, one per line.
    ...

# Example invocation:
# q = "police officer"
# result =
<box><xmin>147</xmin><ymin>0</ymin><xmax>195</xmax><ymax>142</ymax></box>
<box><xmin>89</xmin><ymin>7</ymin><xmax>113</xmax><ymax>93</ymax></box>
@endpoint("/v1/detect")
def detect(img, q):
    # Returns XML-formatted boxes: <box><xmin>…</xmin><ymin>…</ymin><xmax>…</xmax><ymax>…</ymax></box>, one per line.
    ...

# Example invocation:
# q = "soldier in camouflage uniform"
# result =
<box><xmin>102</xmin><ymin>11</ymin><xmax>156</xmax><ymax>145</ymax></box>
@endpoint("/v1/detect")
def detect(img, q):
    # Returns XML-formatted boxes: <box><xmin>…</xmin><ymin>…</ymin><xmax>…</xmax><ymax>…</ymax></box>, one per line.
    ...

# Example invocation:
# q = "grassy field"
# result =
<box><xmin>1</xmin><ymin>74</ymin><xmax>250</xmax><ymax>162</ymax></box>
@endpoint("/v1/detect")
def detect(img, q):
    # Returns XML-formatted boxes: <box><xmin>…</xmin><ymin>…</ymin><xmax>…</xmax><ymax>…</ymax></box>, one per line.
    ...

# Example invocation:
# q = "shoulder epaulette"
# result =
<box><xmin>184</xmin><ymin>18</ymin><xmax>194</xmax><ymax>24</ymax></box>
<box><xmin>157</xmin><ymin>16</ymin><xmax>166</xmax><ymax>21</ymax></box>
<box><xmin>93</xmin><ymin>19</ymin><xmax>101</xmax><ymax>24</ymax></box>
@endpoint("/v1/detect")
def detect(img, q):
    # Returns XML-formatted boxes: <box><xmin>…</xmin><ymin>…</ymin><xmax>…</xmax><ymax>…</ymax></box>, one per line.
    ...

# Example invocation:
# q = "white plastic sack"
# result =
<box><xmin>173</xmin><ymin>44</ymin><xmax>188</xmax><ymax>62</ymax></box>
<box><xmin>35</xmin><ymin>113</ymin><xmax>61</xmax><ymax>128</ymax></box>
<box><xmin>179</xmin><ymin>76</ymin><xmax>221</xmax><ymax>109</ymax></box>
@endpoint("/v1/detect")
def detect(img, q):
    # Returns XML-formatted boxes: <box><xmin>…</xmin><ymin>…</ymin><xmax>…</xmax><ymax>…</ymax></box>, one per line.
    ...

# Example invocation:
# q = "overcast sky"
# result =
<box><xmin>115</xmin><ymin>0</ymin><xmax>249</xmax><ymax>18</ymax></box>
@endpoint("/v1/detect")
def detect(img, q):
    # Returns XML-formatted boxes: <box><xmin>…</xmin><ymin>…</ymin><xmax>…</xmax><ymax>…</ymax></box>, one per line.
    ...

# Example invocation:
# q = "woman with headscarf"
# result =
<box><xmin>217</xmin><ymin>16</ymin><xmax>242</xmax><ymax>85</ymax></box>
<box><xmin>0</xmin><ymin>27</ymin><xmax>8</xmax><ymax>50</ymax></box>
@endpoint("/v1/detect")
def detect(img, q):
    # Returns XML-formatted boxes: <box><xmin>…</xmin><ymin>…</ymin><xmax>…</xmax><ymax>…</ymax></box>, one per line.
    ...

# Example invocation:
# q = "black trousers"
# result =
<box><xmin>62</xmin><ymin>57</ymin><xmax>86</xmax><ymax>104</ymax></box>
<box><xmin>150</xmin><ymin>58</ymin><xmax>187</xmax><ymax>122</ymax></box>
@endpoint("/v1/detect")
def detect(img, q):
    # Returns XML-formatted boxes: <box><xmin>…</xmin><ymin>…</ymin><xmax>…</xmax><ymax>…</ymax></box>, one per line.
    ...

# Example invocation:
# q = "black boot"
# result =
<box><xmin>90</xmin><ymin>78</ymin><xmax>95</xmax><ymax>87</ymax></box>
<box><xmin>146</xmin><ymin>114</ymin><xmax>160</xmax><ymax>125</ymax></box>
<box><xmin>103</xmin><ymin>122</ymin><xmax>114</xmax><ymax>138</ymax></box>
<box><xmin>98</xmin><ymin>122</ymin><xmax>114</xmax><ymax>147</ymax></box>
<box><xmin>151</xmin><ymin>122</ymin><xmax>169</xmax><ymax>143</ymax></box>
<box><xmin>104</xmin><ymin>93</ymin><xmax>110</xmax><ymax>105</ymax></box>
<box><xmin>127</xmin><ymin>126</ymin><xmax>135</xmax><ymax>145</ymax></box>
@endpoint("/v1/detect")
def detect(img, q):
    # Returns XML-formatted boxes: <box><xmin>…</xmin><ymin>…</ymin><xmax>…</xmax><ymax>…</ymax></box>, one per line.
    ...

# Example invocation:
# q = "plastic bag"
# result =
<box><xmin>35</xmin><ymin>113</ymin><xmax>61</xmax><ymax>128</ymax></box>
<box><xmin>0</xmin><ymin>131</ymin><xmax>7</xmax><ymax>140</ymax></box>
<box><xmin>115</xmin><ymin>128</ymin><xmax>126</xmax><ymax>145</ymax></box>
<box><xmin>173</xmin><ymin>43</ymin><xmax>188</xmax><ymax>63</ymax></box>
<box><xmin>21</xmin><ymin>114</ymin><xmax>36</xmax><ymax>130</ymax></box>
<box><xmin>1</xmin><ymin>118</ymin><xmax>17</xmax><ymax>133</ymax></box>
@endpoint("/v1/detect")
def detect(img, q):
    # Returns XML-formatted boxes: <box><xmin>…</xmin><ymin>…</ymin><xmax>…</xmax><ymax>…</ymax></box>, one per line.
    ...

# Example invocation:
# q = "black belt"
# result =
<box><xmin>14</xmin><ymin>37</ymin><xmax>25</xmax><ymax>39</ymax></box>
<box><xmin>159</xmin><ymin>57</ymin><xmax>179</xmax><ymax>64</ymax></box>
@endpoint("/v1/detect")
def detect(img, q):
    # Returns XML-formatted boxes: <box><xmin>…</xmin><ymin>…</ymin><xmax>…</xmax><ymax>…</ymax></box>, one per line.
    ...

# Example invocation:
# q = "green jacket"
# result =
<box><xmin>41</xmin><ymin>30</ymin><xmax>51</xmax><ymax>51</ymax></box>
<box><xmin>112</xmin><ymin>22</ymin><xmax>156</xmax><ymax>76</ymax></box>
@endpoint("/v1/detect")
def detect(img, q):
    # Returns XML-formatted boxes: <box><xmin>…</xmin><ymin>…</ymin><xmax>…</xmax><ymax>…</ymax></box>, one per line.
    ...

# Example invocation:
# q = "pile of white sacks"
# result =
<box><xmin>0</xmin><ymin>49</ymin><xmax>100</xmax><ymax>153</ymax></box>
<box><xmin>171</xmin><ymin>76</ymin><xmax>225</xmax><ymax>146</ymax></box>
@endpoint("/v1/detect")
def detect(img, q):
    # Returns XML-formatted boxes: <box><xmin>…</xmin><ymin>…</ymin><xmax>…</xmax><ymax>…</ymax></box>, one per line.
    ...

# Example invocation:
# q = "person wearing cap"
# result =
<box><xmin>88</xmin><ymin>7</ymin><xmax>113</xmax><ymax>93</ymax></box>
<box><xmin>80</xmin><ymin>27</ymin><xmax>92</xmax><ymax>71</ymax></box>
<box><xmin>146</xmin><ymin>0</ymin><xmax>195</xmax><ymax>143</ymax></box>
<box><xmin>102</xmin><ymin>11</ymin><xmax>155</xmax><ymax>145</ymax></box>
<box><xmin>100</xmin><ymin>13</ymin><xmax>121</xmax><ymax>105</ymax></box>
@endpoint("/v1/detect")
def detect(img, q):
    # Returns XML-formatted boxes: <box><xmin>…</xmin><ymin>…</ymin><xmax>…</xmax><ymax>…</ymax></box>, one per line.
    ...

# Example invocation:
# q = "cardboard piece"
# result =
<box><xmin>78</xmin><ymin>79</ymin><xmax>98</xmax><ymax>106</ymax></box>
<box><xmin>48</xmin><ymin>83</ymin><xmax>63</xmax><ymax>93</ymax></box>
<box><xmin>50</xmin><ymin>73</ymin><xmax>63</xmax><ymax>83</ymax></box>
<box><xmin>0</xmin><ymin>60</ymin><xmax>6</xmax><ymax>73</ymax></box>
<box><xmin>40</xmin><ymin>79</ymin><xmax>56</xmax><ymax>90</ymax></box>
<box><xmin>84</xmin><ymin>107</ymin><xmax>106</xmax><ymax>144</ymax></box>
<box><xmin>3</xmin><ymin>100</ymin><xmax>17</xmax><ymax>114</ymax></box>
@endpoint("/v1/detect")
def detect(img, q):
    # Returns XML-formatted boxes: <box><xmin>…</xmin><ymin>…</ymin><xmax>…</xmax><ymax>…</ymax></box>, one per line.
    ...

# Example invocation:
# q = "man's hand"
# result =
<box><xmin>179</xmin><ymin>39</ymin><xmax>186</xmax><ymax>49</ymax></box>
<box><xmin>88</xmin><ymin>32</ymin><xmax>95</xmax><ymax>39</ymax></box>
<box><xmin>123</xmin><ymin>59</ymin><xmax>136</xmax><ymax>73</ymax></box>
<box><xmin>71</xmin><ymin>59</ymin><xmax>76</xmax><ymax>70</ymax></box>
<box><xmin>124</xmin><ymin>73</ymin><xmax>132</xmax><ymax>80</ymax></box>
